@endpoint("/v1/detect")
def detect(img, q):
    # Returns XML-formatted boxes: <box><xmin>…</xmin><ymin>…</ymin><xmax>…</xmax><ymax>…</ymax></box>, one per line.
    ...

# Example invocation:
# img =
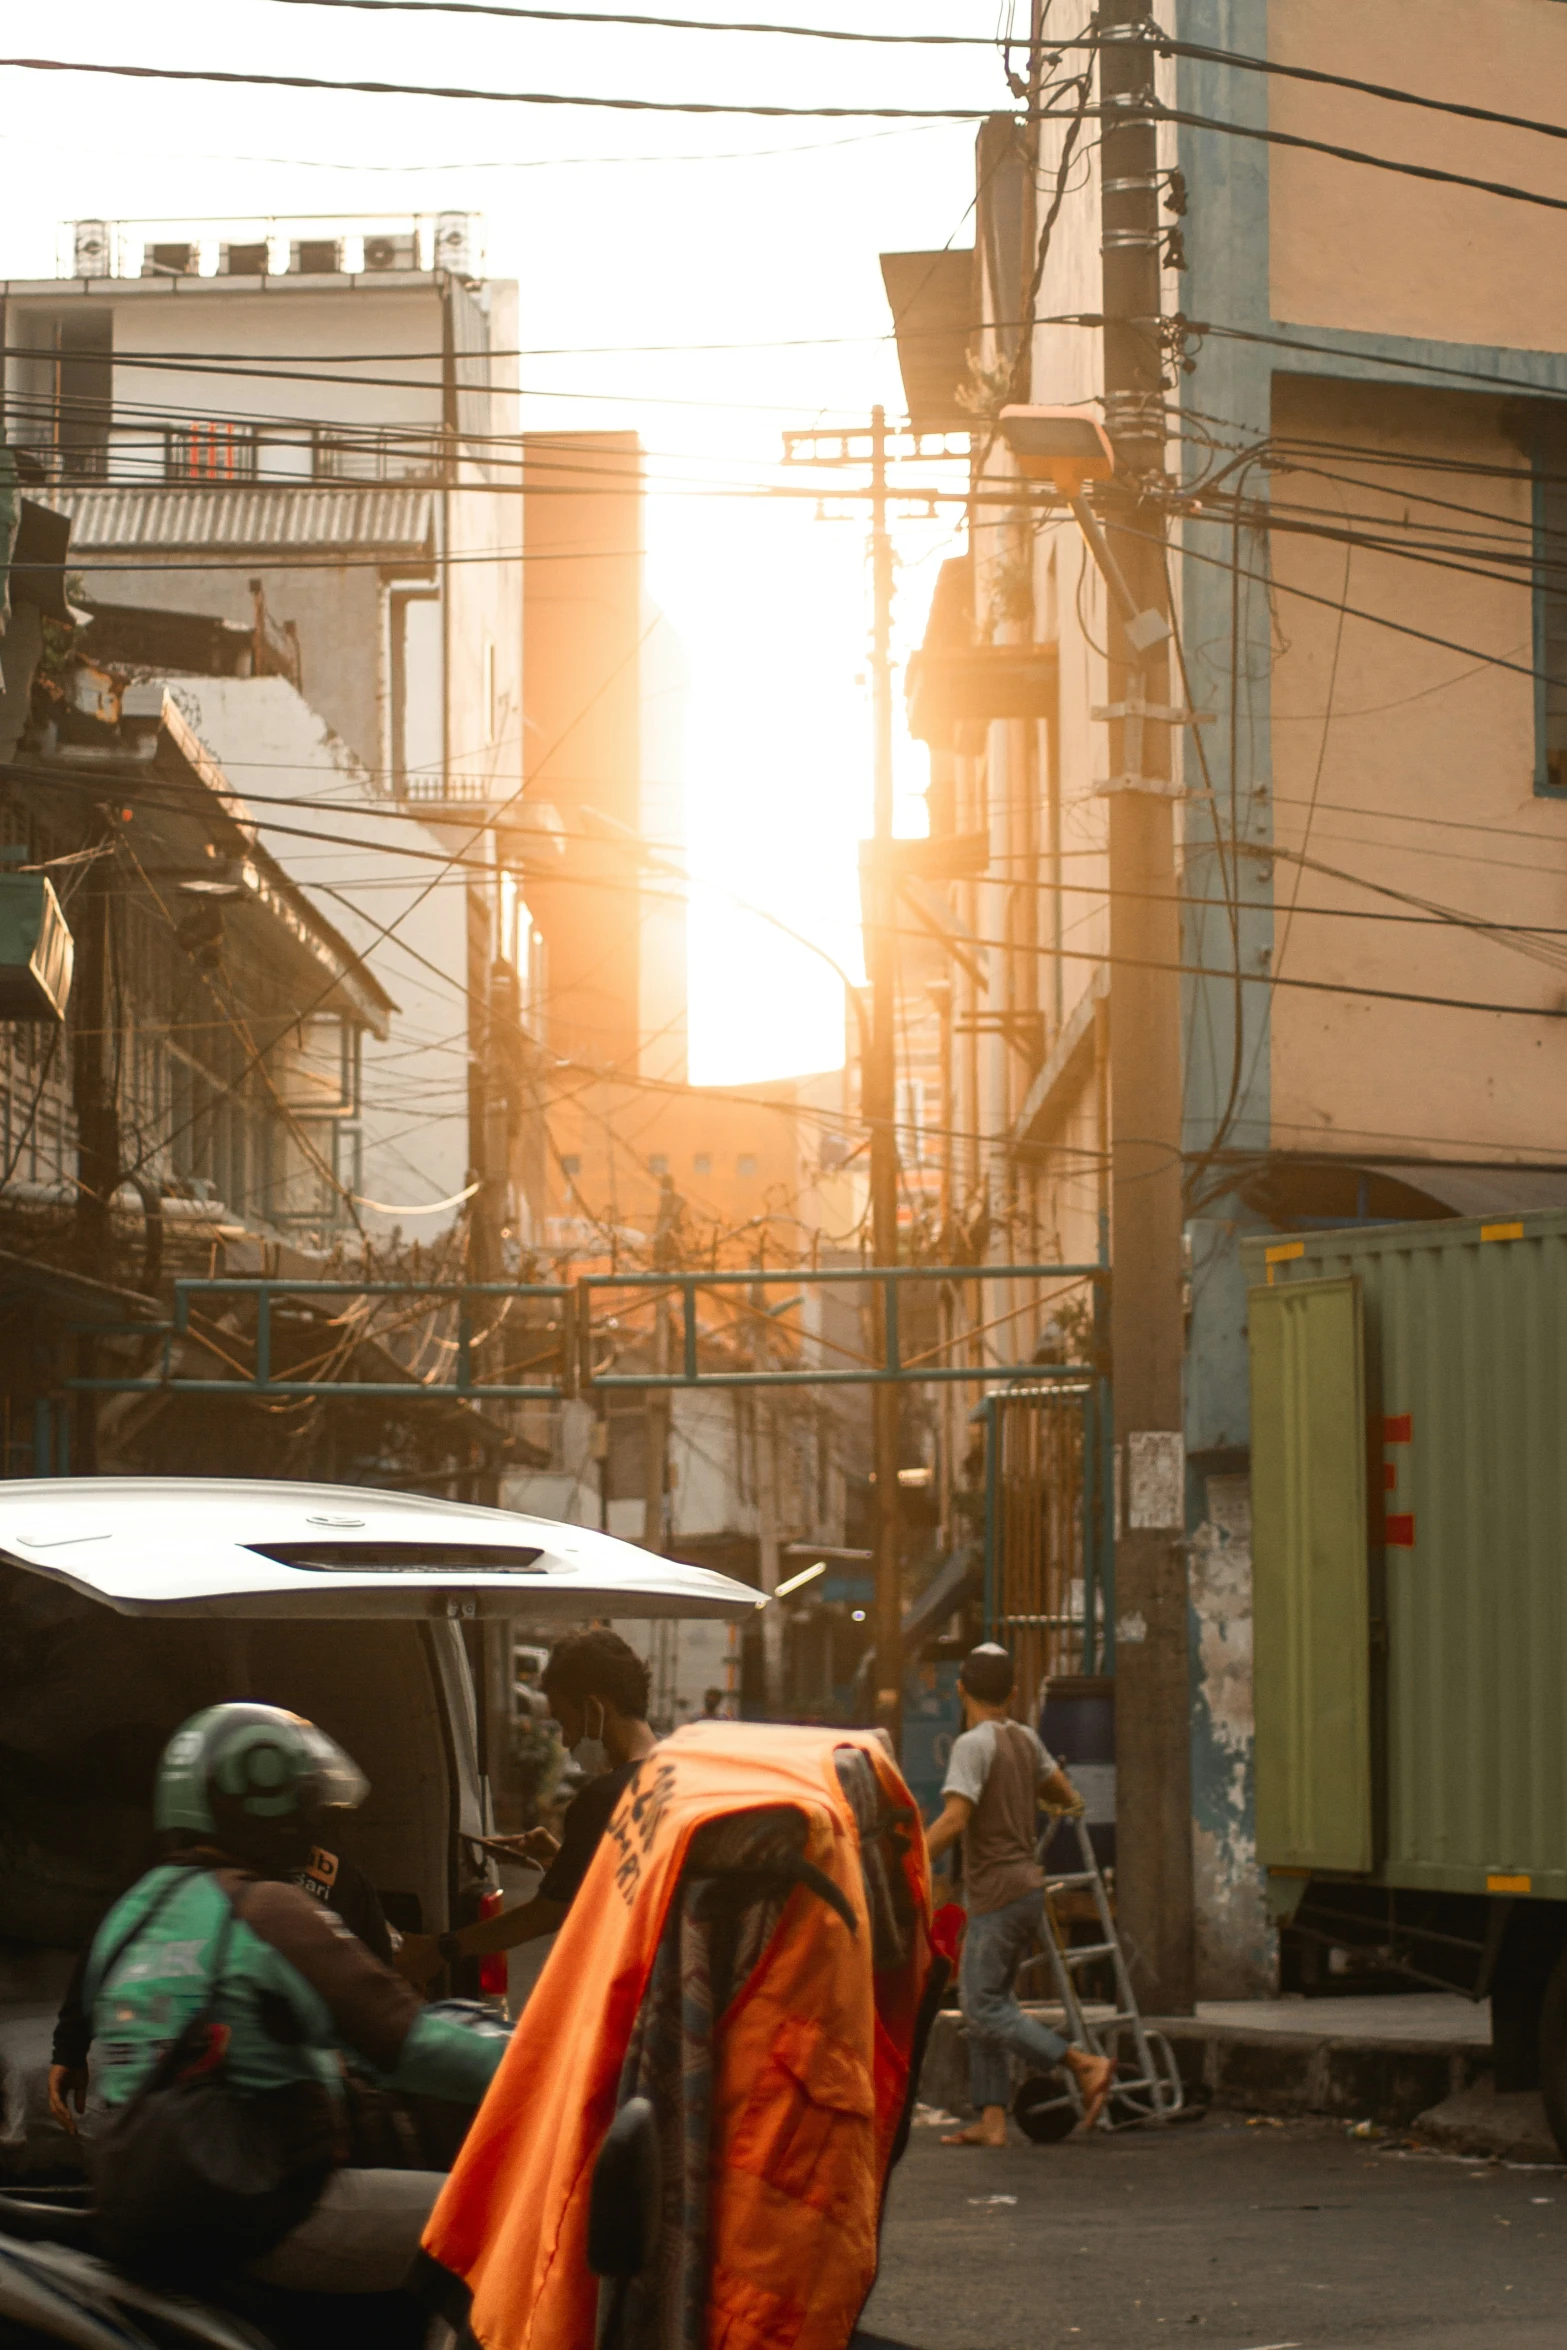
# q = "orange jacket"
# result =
<box><xmin>423</xmin><ymin>1722</ymin><xmax>932</xmax><ymax>2350</ymax></box>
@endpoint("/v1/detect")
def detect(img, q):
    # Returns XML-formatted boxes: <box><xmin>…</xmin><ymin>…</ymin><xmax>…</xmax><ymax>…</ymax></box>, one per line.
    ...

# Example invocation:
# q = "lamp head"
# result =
<box><xmin>997</xmin><ymin>406</ymin><xmax>1115</xmax><ymax>495</ymax></box>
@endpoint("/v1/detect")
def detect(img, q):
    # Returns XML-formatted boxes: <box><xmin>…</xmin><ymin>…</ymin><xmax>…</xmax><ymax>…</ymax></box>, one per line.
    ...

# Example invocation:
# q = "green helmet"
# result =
<box><xmin>155</xmin><ymin>1703</ymin><xmax>368</xmax><ymax>1873</ymax></box>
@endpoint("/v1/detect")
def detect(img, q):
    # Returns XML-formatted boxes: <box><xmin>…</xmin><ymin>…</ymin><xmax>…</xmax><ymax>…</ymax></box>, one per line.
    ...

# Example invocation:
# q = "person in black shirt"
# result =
<box><xmin>397</xmin><ymin>1631</ymin><xmax>655</xmax><ymax>1988</ymax></box>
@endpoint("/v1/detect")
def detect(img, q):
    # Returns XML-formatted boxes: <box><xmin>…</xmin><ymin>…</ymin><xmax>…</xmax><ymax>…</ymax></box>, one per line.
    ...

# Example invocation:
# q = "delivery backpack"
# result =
<box><xmin>90</xmin><ymin>1869</ymin><xmax>331</xmax><ymax>2282</ymax></box>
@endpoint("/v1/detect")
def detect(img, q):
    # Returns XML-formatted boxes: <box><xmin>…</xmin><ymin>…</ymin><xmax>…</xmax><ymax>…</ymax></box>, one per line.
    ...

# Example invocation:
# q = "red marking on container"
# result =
<box><xmin>1383</xmin><ymin>1414</ymin><xmax>1413</xmax><ymax>1444</ymax></box>
<box><xmin>1385</xmin><ymin>1514</ymin><xmax>1415</xmax><ymax>1548</ymax></box>
<box><xmin>1384</xmin><ymin>1462</ymin><xmax>1397</xmax><ymax>1491</ymax></box>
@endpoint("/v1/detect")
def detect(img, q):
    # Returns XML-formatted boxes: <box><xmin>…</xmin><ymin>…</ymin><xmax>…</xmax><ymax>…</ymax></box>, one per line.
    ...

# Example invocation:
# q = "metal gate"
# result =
<box><xmin>981</xmin><ymin>1382</ymin><xmax>1113</xmax><ymax>1691</ymax></box>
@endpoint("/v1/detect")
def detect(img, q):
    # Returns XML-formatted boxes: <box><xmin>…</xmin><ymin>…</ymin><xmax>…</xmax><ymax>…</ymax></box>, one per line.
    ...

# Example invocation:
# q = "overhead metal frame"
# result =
<box><xmin>64</xmin><ymin>1262</ymin><xmax>1106</xmax><ymax>1403</ymax></box>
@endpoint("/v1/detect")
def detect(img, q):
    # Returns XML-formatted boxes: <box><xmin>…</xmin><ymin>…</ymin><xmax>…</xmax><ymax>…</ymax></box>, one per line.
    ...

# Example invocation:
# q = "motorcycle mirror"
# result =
<box><xmin>588</xmin><ymin>2097</ymin><xmax>661</xmax><ymax>2282</ymax></box>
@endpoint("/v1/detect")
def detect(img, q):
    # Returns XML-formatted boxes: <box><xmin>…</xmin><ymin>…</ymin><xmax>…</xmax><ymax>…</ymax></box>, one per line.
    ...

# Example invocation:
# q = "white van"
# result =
<box><xmin>0</xmin><ymin>1477</ymin><xmax>757</xmax><ymax>2175</ymax></box>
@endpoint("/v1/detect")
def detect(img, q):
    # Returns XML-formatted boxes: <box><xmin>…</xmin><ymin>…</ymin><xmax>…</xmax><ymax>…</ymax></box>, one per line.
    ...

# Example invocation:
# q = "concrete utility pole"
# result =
<box><xmin>866</xmin><ymin>404</ymin><xmax>904</xmax><ymax>1742</ymax></box>
<box><xmin>751</xmin><ymin>1279</ymin><xmax>784</xmax><ymax>1709</ymax></box>
<box><xmin>1096</xmin><ymin>3</ymin><xmax>1195</xmax><ymax>2014</ymax></box>
<box><xmin>778</xmin><ymin>406</ymin><xmax>923</xmax><ymax>1738</ymax></box>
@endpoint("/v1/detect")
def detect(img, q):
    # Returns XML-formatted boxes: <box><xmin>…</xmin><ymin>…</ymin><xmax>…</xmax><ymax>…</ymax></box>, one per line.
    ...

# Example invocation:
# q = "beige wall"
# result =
<box><xmin>1266</xmin><ymin>377</ymin><xmax>1567</xmax><ymax>1162</ymax></box>
<box><xmin>1269</xmin><ymin>0</ymin><xmax>1567</xmax><ymax>354</ymax></box>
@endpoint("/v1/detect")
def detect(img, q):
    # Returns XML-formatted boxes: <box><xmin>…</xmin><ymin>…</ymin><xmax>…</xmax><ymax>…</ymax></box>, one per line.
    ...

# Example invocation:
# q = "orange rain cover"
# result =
<box><xmin>423</xmin><ymin>1722</ymin><xmax>933</xmax><ymax>2350</ymax></box>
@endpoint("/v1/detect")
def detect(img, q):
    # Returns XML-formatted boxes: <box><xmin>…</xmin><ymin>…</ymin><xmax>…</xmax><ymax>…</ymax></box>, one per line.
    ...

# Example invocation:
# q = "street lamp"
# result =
<box><xmin>997</xmin><ymin>405</ymin><xmax>1169</xmax><ymax>654</ymax></box>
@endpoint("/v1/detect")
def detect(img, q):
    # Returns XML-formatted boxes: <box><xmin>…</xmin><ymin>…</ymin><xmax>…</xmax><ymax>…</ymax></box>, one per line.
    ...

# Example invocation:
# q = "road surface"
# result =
<box><xmin>862</xmin><ymin>2110</ymin><xmax>1566</xmax><ymax>2348</ymax></box>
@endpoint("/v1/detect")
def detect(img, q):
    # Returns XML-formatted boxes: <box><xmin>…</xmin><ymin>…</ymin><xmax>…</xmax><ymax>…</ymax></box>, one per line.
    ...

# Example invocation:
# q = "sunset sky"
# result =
<box><xmin>2</xmin><ymin>2</ymin><xmax>1014</xmax><ymax>1080</ymax></box>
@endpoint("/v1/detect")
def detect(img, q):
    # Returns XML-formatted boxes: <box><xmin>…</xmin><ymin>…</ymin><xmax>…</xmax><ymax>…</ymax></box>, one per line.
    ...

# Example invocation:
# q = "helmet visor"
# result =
<box><xmin>295</xmin><ymin>1722</ymin><xmax>370</xmax><ymax>1812</ymax></box>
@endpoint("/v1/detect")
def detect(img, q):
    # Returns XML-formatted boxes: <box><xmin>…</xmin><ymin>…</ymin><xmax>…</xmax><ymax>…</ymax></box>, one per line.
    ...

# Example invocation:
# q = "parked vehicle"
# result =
<box><xmin>0</xmin><ymin>1476</ymin><xmax>757</xmax><ymax>2180</ymax></box>
<box><xmin>1245</xmin><ymin>1210</ymin><xmax>1567</xmax><ymax>2147</ymax></box>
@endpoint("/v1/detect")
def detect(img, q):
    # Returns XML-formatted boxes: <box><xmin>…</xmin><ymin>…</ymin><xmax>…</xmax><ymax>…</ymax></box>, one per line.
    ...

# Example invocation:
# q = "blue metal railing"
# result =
<box><xmin>65</xmin><ymin>1263</ymin><xmax>1107</xmax><ymax>1403</ymax></box>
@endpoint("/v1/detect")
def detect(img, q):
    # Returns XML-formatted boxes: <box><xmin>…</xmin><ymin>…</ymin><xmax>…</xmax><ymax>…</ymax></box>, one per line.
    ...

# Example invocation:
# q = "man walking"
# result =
<box><xmin>926</xmin><ymin>1642</ymin><xmax>1114</xmax><ymax>2145</ymax></box>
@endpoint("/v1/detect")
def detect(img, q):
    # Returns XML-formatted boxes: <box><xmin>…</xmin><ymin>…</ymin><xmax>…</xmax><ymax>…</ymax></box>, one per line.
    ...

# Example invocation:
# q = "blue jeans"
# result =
<box><xmin>960</xmin><ymin>1888</ymin><xmax>1069</xmax><ymax>2111</ymax></box>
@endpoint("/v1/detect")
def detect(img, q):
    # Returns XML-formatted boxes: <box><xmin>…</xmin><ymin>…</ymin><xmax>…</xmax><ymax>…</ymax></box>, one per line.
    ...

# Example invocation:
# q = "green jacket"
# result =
<box><xmin>86</xmin><ymin>1861</ymin><xmax>507</xmax><ymax>2111</ymax></box>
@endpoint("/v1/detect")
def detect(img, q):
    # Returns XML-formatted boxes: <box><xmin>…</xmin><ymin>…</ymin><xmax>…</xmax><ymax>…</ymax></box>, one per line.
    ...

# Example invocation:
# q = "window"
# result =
<box><xmin>165</xmin><ymin>421</ymin><xmax>255</xmax><ymax>483</ymax></box>
<box><xmin>693</xmin><ymin>1152</ymin><xmax>711</xmax><ymax>1175</ymax></box>
<box><xmin>389</xmin><ymin>589</ymin><xmax>443</xmax><ymax>797</ymax></box>
<box><xmin>1536</xmin><ymin>446</ymin><xmax>1567</xmax><ymax>797</ymax></box>
<box><xmin>648</xmin><ymin>1154</ymin><xmax>669</xmax><ymax>1175</ymax></box>
<box><xmin>737</xmin><ymin>1154</ymin><xmax>758</xmax><ymax>1178</ymax></box>
<box><xmin>560</xmin><ymin>1155</ymin><xmax>581</xmax><ymax>1177</ymax></box>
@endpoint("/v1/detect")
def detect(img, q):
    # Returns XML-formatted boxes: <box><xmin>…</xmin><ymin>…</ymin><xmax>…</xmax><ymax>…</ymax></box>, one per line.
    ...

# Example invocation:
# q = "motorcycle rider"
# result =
<box><xmin>81</xmin><ymin>1702</ymin><xmax>509</xmax><ymax>2293</ymax></box>
<box><xmin>50</xmin><ymin>1833</ymin><xmax>394</xmax><ymax>2136</ymax></box>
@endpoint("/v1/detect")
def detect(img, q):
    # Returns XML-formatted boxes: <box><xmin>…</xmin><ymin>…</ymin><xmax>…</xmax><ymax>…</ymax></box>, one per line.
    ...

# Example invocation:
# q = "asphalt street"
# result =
<box><xmin>860</xmin><ymin>2111</ymin><xmax>1567</xmax><ymax>2349</ymax></box>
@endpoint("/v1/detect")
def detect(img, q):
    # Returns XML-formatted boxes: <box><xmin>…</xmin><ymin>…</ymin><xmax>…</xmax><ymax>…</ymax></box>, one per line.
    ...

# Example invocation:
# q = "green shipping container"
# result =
<box><xmin>1241</xmin><ymin>1211</ymin><xmax>1567</xmax><ymax>1903</ymax></box>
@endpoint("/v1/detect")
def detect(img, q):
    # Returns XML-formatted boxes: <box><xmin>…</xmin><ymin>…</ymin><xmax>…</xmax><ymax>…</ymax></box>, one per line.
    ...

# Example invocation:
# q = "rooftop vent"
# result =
<box><xmin>220</xmin><ymin>240</ymin><xmax>270</xmax><ymax>278</ymax></box>
<box><xmin>142</xmin><ymin>242</ymin><xmax>198</xmax><ymax>279</ymax></box>
<box><xmin>362</xmin><ymin>232</ymin><xmax>418</xmax><ymax>273</ymax></box>
<box><xmin>290</xmin><ymin>238</ymin><xmax>342</xmax><ymax>276</ymax></box>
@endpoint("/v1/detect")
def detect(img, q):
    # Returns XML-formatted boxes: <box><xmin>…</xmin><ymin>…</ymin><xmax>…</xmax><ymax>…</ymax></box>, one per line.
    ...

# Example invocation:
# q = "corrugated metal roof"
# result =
<box><xmin>47</xmin><ymin>486</ymin><xmax>434</xmax><ymax>554</ymax></box>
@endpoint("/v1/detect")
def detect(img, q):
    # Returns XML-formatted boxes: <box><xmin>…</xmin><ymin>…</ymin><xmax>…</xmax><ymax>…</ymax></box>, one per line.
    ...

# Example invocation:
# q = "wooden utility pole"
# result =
<box><xmin>866</xmin><ymin>404</ymin><xmax>904</xmax><ymax>1741</ymax></box>
<box><xmin>1097</xmin><ymin>3</ymin><xmax>1195</xmax><ymax>2014</ymax></box>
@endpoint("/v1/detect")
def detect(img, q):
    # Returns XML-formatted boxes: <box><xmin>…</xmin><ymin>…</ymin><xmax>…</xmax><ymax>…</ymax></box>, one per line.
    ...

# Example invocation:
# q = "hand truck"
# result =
<box><xmin>1012</xmin><ymin>1810</ymin><xmax>1185</xmax><ymax>2133</ymax></box>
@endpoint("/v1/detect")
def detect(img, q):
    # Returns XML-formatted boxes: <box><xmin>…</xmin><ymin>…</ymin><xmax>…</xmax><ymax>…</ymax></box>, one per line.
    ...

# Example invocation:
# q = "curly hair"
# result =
<box><xmin>541</xmin><ymin>1629</ymin><xmax>651</xmax><ymax>1721</ymax></box>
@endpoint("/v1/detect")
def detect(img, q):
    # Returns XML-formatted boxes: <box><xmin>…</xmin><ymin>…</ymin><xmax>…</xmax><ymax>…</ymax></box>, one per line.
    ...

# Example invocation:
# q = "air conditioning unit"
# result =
<box><xmin>220</xmin><ymin>240</ymin><xmax>270</xmax><ymax>277</ymax></box>
<box><xmin>361</xmin><ymin>232</ymin><xmax>418</xmax><ymax>273</ymax></box>
<box><xmin>290</xmin><ymin>238</ymin><xmax>342</xmax><ymax>275</ymax></box>
<box><xmin>433</xmin><ymin>212</ymin><xmax>475</xmax><ymax>275</ymax></box>
<box><xmin>72</xmin><ymin>220</ymin><xmax>113</xmax><ymax>278</ymax></box>
<box><xmin>142</xmin><ymin>242</ymin><xmax>197</xmax><ymax>279</ymax></box>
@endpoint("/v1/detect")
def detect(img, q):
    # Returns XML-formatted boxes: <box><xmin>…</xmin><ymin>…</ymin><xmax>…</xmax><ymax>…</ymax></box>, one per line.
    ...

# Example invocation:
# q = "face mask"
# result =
<box><xmin>570</xmin><ymin>1698</ymin><xmax>611</xmax><ymax>1777</ymax></box>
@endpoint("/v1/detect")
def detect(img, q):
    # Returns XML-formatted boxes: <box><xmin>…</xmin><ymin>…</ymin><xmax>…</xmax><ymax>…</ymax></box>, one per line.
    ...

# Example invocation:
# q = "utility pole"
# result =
<box><xmin>780</xmin><ymin>409</ymin><xmax>947</xmax><ymax>1741</ymax></box>
<box><xmin>72</xmin><ymin>815</ymin><xmax>119</xmax><ymax>1294</ymax></box>
<box><xmin>748</xmin><ymin>1275</ymin><xmax>784</xmax><ymax>1710</ymax></box>
<box><xmin>865</xmin><ymin>404</ymin><xmax>904</xmax><ymax>1742</ymax></box>
<box><xmin>1097</xmin><ymin>3</ymin><xmax>1195</xmax><ymax>2014</ymax></box>
<box><xmin>71</xmin><ymin>809</ymin><xmax>120</xmax><ymax>1473</ymax></box>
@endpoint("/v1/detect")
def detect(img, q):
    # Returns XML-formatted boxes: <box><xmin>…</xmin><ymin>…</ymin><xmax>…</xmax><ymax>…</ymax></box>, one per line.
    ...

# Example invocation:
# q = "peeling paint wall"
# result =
<box><xmin>1189</xmin><ymin>1475</ymin><xmax>1274</xmax><ymax>1996</ymax></box>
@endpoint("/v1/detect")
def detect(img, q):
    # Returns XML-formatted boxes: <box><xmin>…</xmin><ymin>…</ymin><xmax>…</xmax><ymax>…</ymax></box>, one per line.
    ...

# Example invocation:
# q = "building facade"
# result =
<box><xmin>1</xmin><ymin>214</ymin><xmax>537</xmax><ymax>1264</ymax></box>
<box><xmin>889</xmin><ymin>0</ymin><xmax>1567</xmax><ymax>1992</ymax></box>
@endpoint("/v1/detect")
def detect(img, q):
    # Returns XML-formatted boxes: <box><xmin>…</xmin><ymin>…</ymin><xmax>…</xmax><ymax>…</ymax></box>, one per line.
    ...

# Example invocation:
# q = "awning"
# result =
<box><xmin>878</xmin><ymin>249</ymin><xmax>975</xmax><ymax>433</ymax></box>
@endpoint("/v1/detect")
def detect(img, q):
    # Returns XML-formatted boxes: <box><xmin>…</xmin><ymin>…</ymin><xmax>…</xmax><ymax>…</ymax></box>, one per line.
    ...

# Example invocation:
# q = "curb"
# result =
<box><xmin>921</xmin><ymin>2006</ymin><xmax>1490</xmax><ymax>2128</ymax></box>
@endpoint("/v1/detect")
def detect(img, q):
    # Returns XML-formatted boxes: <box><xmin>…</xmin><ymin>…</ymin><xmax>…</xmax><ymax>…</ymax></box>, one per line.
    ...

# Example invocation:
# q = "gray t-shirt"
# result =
<box><xmin>942</xmin><ymin>1719</ymin><xmax>1057</xmax><ymax>1916</ymax></box>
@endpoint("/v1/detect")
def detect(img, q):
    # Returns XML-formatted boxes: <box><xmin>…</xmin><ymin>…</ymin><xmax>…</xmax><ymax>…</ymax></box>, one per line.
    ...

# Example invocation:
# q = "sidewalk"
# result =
<box><xmin>920</xmin><ymin>1991</ymin><xmax>1504</xmax><ymax>2135</ymax></box>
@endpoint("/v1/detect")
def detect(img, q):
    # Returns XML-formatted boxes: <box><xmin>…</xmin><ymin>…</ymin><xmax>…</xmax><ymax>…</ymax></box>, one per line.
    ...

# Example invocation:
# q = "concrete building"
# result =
<box><xmin>1</xmin><ymin>213</ymin><xmax>535</xmax><ymax>1258</ymax></box>
<box><xmin>887</xmin><ymin>0</ymin><xmax>1567</xmax><ymax>1994</ymax></box>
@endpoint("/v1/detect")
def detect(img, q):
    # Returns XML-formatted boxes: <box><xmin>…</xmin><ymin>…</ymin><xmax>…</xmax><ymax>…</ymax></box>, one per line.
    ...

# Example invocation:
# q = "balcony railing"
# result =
<box><xmin>9</xmin><ymin>425</ymin><xmax>447</xmax><ymax>489</ymax></box>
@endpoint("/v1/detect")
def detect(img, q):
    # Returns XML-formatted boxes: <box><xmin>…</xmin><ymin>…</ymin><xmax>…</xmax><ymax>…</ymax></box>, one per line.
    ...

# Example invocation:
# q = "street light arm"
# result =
<box><xmin>1067</xmin><ymin>493</ymin><xmax>1170</xmax><ymax>652</ymax></box>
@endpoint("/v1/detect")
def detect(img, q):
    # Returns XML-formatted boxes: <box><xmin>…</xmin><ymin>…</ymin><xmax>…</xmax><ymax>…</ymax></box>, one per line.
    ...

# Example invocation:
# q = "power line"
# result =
<box><xmin>7</xmin><ymin>57</ymin><xmax>1567</xmax><ymax>214</ymax></box>
<box><xmin>1</xmin><ymin>116</ymin><xmax>950</xmax><ymax>173</ymax></box>
<box><xmin>1116</xmin><ymin>31</ymin><xmax>1567</xmax><ymax>146</ymax></box>
<box><xmin>1111</xmin><ymin>512</ymin><xmax>1556</xmax><ymax>695</ymax></box>
<box><xmin>244</xmin><ymin>2</ymin><xmax>1567</xmax><ymax>155</ymax></box>
<box><xmin>259</xmin><ymin>0</ymin><xmax>1005</xmax><ymax>44</ymax></box>
<box><xmin>1177</xmin><ymin>316</ymin><xmax>1567</xmax><ymax>402</ymax></box>
<box><xmin>0</xmin><ymin>53</ymin><xmax>1024</xmax><ymax>119</ymax></box>
<box><xmin>16</xmin><ymin>756</ymin><xmax>1567</xmax><ymax>1032</ymax></box>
